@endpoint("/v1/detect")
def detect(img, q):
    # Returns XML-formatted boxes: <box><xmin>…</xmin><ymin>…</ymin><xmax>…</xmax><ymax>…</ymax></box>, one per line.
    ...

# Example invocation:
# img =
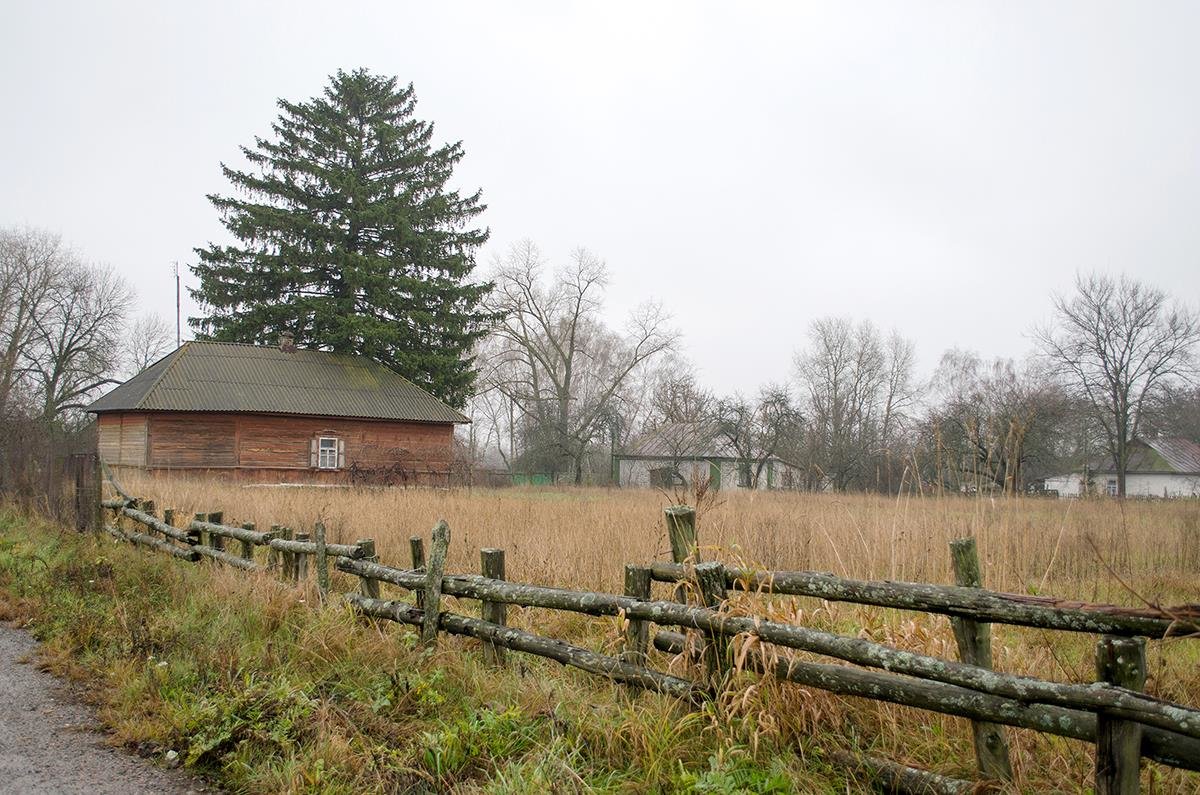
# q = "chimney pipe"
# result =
<box><xmin>279</xmin><ymin>331</ymin><xmax>295</xmax><ymax>353</ymax></box>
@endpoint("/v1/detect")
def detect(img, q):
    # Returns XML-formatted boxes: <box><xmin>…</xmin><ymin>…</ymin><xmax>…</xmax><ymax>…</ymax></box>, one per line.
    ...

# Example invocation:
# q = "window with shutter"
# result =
<box><xmin>309</xmin><ymin>438</ymin><xmax>319</xmax><ymax>468</ymax></box>
<box><xmin>317</xmin><ymin>437</ymin><xmax>340</xmax><ymax>469</ymax></box>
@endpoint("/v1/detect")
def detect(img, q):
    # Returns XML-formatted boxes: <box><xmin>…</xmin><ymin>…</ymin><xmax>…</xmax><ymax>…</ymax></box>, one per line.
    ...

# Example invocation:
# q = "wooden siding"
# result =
<box><xmin>108</xmin><ymin>411</ymin><xmax>457</xmax><ymax>483</ymax></box>
<box><xmin>148</xmin><ymin>414</ymin><xmax>237</xmax><ymax>468</ymax></box>
<box><xmin>97</xmin><ymin>413</ymin><xmax>147</xmax><ymax>466</ymax></box>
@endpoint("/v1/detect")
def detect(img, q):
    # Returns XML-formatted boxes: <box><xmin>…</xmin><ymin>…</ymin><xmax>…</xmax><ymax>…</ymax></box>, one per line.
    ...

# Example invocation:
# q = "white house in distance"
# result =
<box><xmin>614</xmin><ymin>421</ymin><xmax>802</xmax><ymax>491</ymax></box>
<box><xmin>1044</xmin><ymin>437</ymin><xmax>1200</xmax><ymax>498</ymax></box>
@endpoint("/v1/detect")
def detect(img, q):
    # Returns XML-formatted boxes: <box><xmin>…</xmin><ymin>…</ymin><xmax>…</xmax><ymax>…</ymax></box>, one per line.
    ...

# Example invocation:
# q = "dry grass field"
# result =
<box><xmin>122</xmin><ymin>473</ymin><xmax>1199</xmax><ymax>600</ymax></box>
<box><xmin>112</xmin><ymin>474</ymin><xmax>1200</xmax><ymax>791</ymax></box>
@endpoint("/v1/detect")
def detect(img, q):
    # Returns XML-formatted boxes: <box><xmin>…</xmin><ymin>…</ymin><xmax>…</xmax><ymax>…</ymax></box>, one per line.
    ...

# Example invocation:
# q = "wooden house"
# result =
<box><xmin>1043</xmin><ymin>437</ymin><xmax>1200</xmax><ymax>498</ymax></box>
<box><xmin>86</xmin><ymin>338</ymin><xmax>468</xmax><ymax>485</ymax></box>
<box><xmin>614</xmin><ymin>421</ymin><xmax>802</xmax><ymax>491</ymax></box>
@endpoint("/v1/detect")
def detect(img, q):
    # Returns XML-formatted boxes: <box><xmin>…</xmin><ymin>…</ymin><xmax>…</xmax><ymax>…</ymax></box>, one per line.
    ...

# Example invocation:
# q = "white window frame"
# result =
<box><xmin>1105</xmin><ymin>479</ymin><xmax>1118</xmax><ymax>497</ymax></box>
<box><xmin>317</xmin><ymin>437</ymin><xmax>340</xmax><ymax>470</ymax></box>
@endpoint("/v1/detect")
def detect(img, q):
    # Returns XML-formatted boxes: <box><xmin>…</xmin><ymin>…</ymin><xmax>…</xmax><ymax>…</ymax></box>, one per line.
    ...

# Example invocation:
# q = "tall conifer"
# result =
<box><xmin>191</xmin><ymin>69</ymin><xmax>490</xmax><ymax>407</ymax></box>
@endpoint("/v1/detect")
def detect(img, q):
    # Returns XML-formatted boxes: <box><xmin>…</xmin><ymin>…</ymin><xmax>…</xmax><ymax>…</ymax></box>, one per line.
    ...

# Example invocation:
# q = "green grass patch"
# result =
<box><xmin>0</xmin><ymin>509</ymin><xmax>853</xmax><ymax>793</ymax></box>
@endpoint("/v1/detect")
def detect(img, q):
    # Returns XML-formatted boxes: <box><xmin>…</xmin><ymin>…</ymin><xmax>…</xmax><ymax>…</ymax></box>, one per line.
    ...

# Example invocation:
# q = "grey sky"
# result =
<box><xmin>3</xmin><ymin>1</ymin><xmax>1198</xmax><ymax>394</ymax></box>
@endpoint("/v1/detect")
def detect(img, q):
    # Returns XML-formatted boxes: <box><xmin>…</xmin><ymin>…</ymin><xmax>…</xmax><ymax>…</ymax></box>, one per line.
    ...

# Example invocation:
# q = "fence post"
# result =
<box><xmin>948</xmin><ymin>537</ymin><xmax>1013</xmax><ymax>782</ymax></box>
<box><xmin>295</xmin><ymin>531</ymin><xmax>310</xmax><ymax>583</ymax></box>
<box><xmin>410</xmin><ymin>535</ymin><xmax>427</xmax><ymax>609</ymax></box>
<box><xmin>314</xmin><ymin>522</ymin><xmax>329</xmax><ymax>598</ymax></box>
<box><xmin>622</xmin><ymin>564</ymin><xmax>652</xmax><ymax>667</ymax></box>
<box><xmin>420</xmin><ymin>521</ymin><xmax>450</xmax><ymax>646</ymax></box>
<box><xmin>1095</xmin><ymin>635</ymin><xmax>1147</xmax><ymax>794</ymax></box>
<box><xmin>280</xmin><ymin>526</ymin><xmax>295</xmax><ymax>582</ymax></box>
<box><xmin>91</xmin><ymin>454</ymin><xmax>103</xmax><ymax>533</ymax></box>
<box><xmin>208</xmin><ymin>512</ymin><xmax>225</xmax><ymax>552</ymax></box>
<box><xmin>695</xmin><ymin>561</ymin><xmax>729</xmax><ymax>682</ymax></box>
<box><xmin>356</xmin><ymin>539</ymin><xmax>381</xmax><ymax>599</ymax></box>
<box><xmin>665</xmin><ymin>505</ymin><xmax>698</xmax><ymax>565</ymax></box>
<box><xmin>192</xmin><ymin>512</ymin><xmax>207</xmax><ymax>546</ymax></box>
<box><xmin>240</xmin><ymin>523</ymin><xmax>256</xmax><ymax>563</ymax></box>
<box><xmin>480</xmin><ymin>548</ymin><xmax>506</xmax><ymax>665</ymax></box>
<box><xmin>163</xmin><ymin>508</ymin><xmax>175</xmax><ymax>530</ymax></box>
<box><xmin>268</xmin><ymin>525</ymin><xmax>282</xmax><ymax>572</ymax></box>
<box><xmin>665</xmin><ymin>505</ymin><xmax>698</xmax><ymax>606</ymax></box>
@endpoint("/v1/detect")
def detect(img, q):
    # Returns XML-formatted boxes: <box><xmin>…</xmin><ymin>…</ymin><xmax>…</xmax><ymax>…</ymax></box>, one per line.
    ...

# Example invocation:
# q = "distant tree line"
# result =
<box><xmin>467</xmin><ymin>262</ymin><xmax>1199</xmax><ymax>495</ymax></box>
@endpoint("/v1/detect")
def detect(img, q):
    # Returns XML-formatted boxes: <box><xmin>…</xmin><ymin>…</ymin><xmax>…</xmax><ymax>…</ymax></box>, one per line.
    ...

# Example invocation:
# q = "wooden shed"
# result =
<box><xmin>86</xmin><ymin>339</ymin><xmax>469</xmax><ymax>485</ymax></box>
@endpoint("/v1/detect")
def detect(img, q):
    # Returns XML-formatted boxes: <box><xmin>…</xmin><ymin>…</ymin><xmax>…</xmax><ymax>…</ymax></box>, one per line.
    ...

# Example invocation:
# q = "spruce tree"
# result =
<box><xmin>191</xmin><ymin>69</ymin><xmax>491</xmax><ymax>408</ymax></box>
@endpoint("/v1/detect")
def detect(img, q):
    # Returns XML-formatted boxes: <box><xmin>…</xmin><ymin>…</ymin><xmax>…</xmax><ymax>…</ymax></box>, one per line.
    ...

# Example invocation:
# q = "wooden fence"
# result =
<box><xmin>97</xmin><ymin>475</ymin><xmax>1200</xmax><ymax>794</ymax></box>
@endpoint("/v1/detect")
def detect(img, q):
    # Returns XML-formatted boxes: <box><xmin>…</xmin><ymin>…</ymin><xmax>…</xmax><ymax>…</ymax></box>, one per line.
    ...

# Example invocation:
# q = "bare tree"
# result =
<box><xmin>1035</xmin><ymin>273</ymin><xmax>1199</xmax><ymax>497</ymax></box>
<box><xmin>644</xmin><ymin>356</ymin><xmax>714</xmax><ymax>429</ymax></box>
<box><xmin>485</xmin><ymin>241</ymin><xmax>677</xmax><ymax>483</ymax></box>
<box><xmin>0</xmin><ymin>227</ymin><xmax>67</xmax><ymax>418</ymax></box>
<box><xmin>124</xmin><ymin>313</ymin><xmax>176</xmax><ymax>376</ymax></box>
<box><xmin>714</xmin><ymin>385</ymin><xmax>802</xmax><ymax>489</ymax></box>
<box><xmin>1143</xmin><ymin>382</ymin><xmax>1200</xmax><ymax>442</ymax></box>
<box><xmin>923</xmin><ymin>350</ymin><xmax>1070</xmax><ymax>494</ymax></box>
<box><xmin>25</xmin><ymin>264</ymin><xmax>131</xmax><ymax>422</ymax></box>
<box><xmin>794</xmin><ymin>317</ymin><xmax>915</xmax><ymax>491</ymax></box>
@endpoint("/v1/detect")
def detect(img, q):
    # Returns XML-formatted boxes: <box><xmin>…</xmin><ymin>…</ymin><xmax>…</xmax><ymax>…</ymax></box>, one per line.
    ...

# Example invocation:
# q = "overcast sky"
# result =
<box><xmin>3</xmin><ymin>2</ymin><xmax>1198</xmax><ymax>394</ymax></box>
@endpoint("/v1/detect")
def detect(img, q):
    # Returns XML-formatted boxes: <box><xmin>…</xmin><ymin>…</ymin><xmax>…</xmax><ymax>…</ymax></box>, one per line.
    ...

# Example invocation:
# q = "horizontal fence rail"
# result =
<box><xmin>95</xmin><ymin>479</ymin><xmax>1200</xmax><ymax>792</ymax></box>
<box><xmin>652</xmin><ymin>629</ymin><xmax>1200</xmax><ymax>772</ymax></box>
<box><xmin>333</xmin><ymin>557</ymin><xmax>1200</xmax><ymax>742</ymax></box>
<box><xmin>189</xmin><ymin>519</ymin><xmax>276</xmax><ymax>546</ymax></box>
<box><xmin>649</xmin><ymin>562</ymin><xmax>1199</xmax><ymax>639</ymax></box>
<box><xmin>267</xmin><ymin>536</ymin><xmax>366</xmax><ymax>560</ymax></box>
<box><xmin>346</xmin><ymin>593</ymin><xmax>706</xmax><ymax>702</ymax></box>
<box><xmin>121</xmin><ymin>507</ymin><xmax>194</xmax><ymax>543</ymax></box>
<box><xmin>105</xmin><ymin>524</ymin><xmax>200</xmax><ymax>562</ymax></box>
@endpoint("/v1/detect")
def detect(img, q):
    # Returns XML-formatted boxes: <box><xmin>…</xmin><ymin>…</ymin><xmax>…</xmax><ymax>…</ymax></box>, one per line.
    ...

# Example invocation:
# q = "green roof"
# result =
<box><xmin>87</xmin><ymin>341</ymin><xmax>469</xmax><ymax>424</ymax></box>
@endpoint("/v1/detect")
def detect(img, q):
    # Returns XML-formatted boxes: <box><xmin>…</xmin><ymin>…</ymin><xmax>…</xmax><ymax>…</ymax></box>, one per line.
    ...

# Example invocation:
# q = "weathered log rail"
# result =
<box><xmin>105</xmin><ymin>524</ymin><xmax>200</xmax><ymax>562</ymax></box>
<box><xmin>122</xmin><ymin>507</ymin><xmax>194</xmax><ymax>544</ymax></box>
<box><xmin>102</xmin><ymin>498</ymin><xmax>370</xmax><ymax>585</ymax></box>
<box><xmin>649</xmin><ymin>562</ymin><xmax>1199</xmax><ymax>638</ymax></box>
<box><xmin>266</xmin><ymin>535</ymin><xmax>366</xmax><ymax>560</ymax></box>
<box><xmin>653</xmin><ymin>629</ymin><xmax>1200</xmax><ymax>772</ymax></box>
<box><xmin>189</xmin><ymin>519</ymin><xmax>276</xmax><ymax>546</ymax></box>
<box><xmin>346</xmin><ymin>593</ymin><xmax>706</xmax><ymax>703</ymax></box>
<box><xmin>333</xmin><ymin>556</ymin><xmax>1200</xmax><ymax>742</ymax></box>
<box><xmin>96</xmin><ymin>476</ymin><xmax>1200</xmax><ymax>792</ymax></box>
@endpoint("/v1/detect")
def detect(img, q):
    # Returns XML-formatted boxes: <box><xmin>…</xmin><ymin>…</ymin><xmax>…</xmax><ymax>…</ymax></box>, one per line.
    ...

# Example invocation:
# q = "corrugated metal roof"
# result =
<box><xmin>618</xmin><ymin>420</ymin><xmax>796</xmax><ymax>465</ymax></box>
<box><xmin>1082</xmin><ymin>437</ymin><xmax>1200</xmax><ymax>475</ymax></box>
<box><xmin>621</xmin><ymin>421</ymin><xmax>735</xmax><ymax>459</ymax></box>
<box><xmin>87</xmin><ymin>341</ymin><xmax>469</xmax><ymax>424</ymax></box>
<box><xmin>1144</xmin><ymin>437</ymin><xmax>1200</xmax><ymax>474</ymax></box>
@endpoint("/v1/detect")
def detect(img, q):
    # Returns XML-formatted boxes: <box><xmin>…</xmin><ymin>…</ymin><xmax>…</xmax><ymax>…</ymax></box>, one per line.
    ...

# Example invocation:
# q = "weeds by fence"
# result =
<box><xmin>96</xmin><ymin>477</ymin><xmax>1200</xmax><ymax>794</ymax></box>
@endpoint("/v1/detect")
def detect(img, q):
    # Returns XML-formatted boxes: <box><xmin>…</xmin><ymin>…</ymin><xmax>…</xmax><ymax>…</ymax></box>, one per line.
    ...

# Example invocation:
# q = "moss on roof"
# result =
<box><xmin>87</xmin><ymin>341</ymin><xmax>468</xmax><ymax>424</ymax></box>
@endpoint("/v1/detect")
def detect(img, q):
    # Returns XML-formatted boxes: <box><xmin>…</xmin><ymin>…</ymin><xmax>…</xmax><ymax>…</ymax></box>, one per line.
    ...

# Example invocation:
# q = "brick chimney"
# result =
<box><xmin>279</xmin><ymin>331</ymin><xmax>295</xmax><ymax>353</ymax></box>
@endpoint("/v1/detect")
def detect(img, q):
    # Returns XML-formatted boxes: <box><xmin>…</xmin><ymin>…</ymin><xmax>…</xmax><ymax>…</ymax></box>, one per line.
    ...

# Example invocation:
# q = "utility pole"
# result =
<box><xmin>173</xmin><ymin>261</ymin><xmax>181</xmax><ymax>348</ymax></box>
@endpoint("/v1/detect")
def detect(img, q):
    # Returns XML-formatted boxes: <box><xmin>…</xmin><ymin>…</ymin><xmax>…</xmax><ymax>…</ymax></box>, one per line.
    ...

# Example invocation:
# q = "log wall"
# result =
<box><xmin>97</xmin><ymin>413</ymin><xmax>148</xmax><ymax>467</ymax></box>
<box><xmin>97</xmin><ymin>411</ymin><xmax>455</xmax><ymax>484</ymax></box>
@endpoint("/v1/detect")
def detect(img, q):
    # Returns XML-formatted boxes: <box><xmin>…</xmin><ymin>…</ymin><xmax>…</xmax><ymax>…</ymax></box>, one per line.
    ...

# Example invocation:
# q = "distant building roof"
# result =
<box><xmin>1072</xmin><ymin>437</ymin><xmax>1200</xmax><ymax>476</ymax></box>
<box><xmin>86</xmin><ymin>341</ymin><xmax>469</xmax><ymax>424</ymax></box>
<box><xmin>618</xmin><ymin>420</ymin><xmax>796</xmax><ymax>465</ymax></box>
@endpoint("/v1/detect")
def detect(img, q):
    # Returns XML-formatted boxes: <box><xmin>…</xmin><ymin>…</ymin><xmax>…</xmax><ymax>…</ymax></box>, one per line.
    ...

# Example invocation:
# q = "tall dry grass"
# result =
<box><xmin>122</xmin><ymin>474</ymin><xmax>1199</xmax><ymax>604</ymax></box>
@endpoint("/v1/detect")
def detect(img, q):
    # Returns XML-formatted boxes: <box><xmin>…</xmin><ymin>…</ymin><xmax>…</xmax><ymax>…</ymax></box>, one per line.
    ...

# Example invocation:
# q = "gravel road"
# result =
<box><xmin>0</xmin><ymin>624</ymin><xmax>212</xmax><ymax>794</ymax></box>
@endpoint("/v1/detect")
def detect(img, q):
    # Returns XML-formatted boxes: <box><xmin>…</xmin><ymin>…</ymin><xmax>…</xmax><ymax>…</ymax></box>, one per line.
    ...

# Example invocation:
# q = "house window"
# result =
<box><xmin>316</xmin><ymin>437</ymin><xmax>342</xmax><ymax>470</ymax></box>
<box><xmin>1105</xmin><ymin>479</ymin><xmax>1118</xmax><ymax>497</ymax></box>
